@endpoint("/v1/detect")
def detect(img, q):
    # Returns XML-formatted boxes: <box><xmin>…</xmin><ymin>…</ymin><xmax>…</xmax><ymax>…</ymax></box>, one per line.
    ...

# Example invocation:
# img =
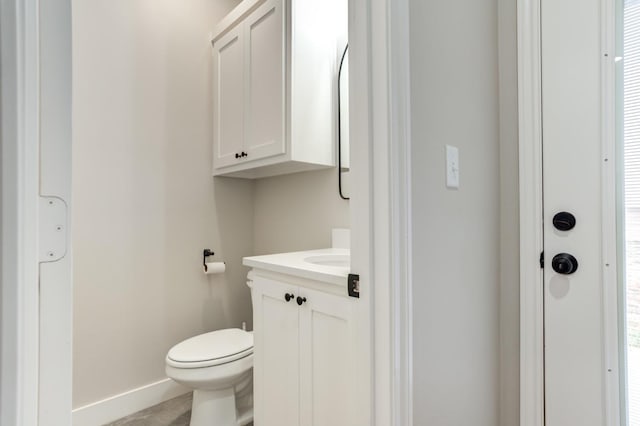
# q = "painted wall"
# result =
<box><xmin>0</xmin><ymin>3</ymin><xmax>19</xmax><ymax>423</ymax></box>
<box><xmin>71</xmin><ymin>0</ymin><xmax>249</xmax><ymax>408</ymax></box>
<box><xmin>498</xmin><ymin>0</ymin><xmax>520</xmax><ymax>424</ymax></box>
<box><xmin>253</xmin><ymin>169</ymin><xmax>350</xmax><ymax>255</ymax></box>
<box><xmin>409</xmin><ymin>0</ymin><xmax>501</xmax><ymax>424</ymax></box>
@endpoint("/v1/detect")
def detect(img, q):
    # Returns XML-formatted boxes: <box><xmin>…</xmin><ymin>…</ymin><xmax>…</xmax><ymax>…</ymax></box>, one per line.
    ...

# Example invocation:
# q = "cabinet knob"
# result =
<box><xmin>296</xmin><ymin>296</ymin><xmax>307</xmax><ymax>306</ymax></box>
<box><xmin>235</xmin><ymin>153</ymin><xmax>240</xmax><ymax>159</ymax></box>
<box><xmin>285</xmin><ymin>293</ymin><xmax>294</xmax><ymax>302</ymax></box>
<box><xmin>241</xmin><ymin>151</ymin><xmax>248</xmax><ymax>157</ymax></box>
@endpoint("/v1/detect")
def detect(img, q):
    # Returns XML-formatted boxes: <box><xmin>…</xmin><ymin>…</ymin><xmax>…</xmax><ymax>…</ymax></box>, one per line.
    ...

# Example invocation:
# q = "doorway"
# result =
<box><xmin>0</xmin><ymin>0</ymin><xmax>414</xmax><ymax>424</ymax></box>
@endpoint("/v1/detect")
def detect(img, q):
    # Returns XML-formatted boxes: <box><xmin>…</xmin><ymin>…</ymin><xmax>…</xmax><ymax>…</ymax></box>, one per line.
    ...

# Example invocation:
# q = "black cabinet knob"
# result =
<box><xmin>235</xmin><ymin>153</ymin><xmax>240</xmax><ymax>159</ymax></box>
<box><xmin>241</xmin><ymin>151</ymin><xmax>248</xmax><ymax>157</ymax></box>
<box><xmin>285</xmin><ymin>293</ymin><xmax>294</xmax><ymax>302</ymax></box>
<box><xmin>296</xmin><ymin>296</ymin><xmax>307</xmax><ymax>306</ymax></box>
<box><xmin>552</xmin><ymin>253</ymin><xmax>579</xmax><ymax>275</ymax></box>
<box><xmin>553</xmin><ymin>212</ymin><xmax>576</xmax><ymax>231</ymax></box>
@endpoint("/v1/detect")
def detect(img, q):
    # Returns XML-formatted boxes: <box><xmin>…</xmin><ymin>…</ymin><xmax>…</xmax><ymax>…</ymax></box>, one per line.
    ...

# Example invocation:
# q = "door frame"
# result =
<box><xmin>347</xmin><ymin>0</ymin><xmax>414</xmax><ymax>423</ymax></box>
<box><xmin>1</xmin><ymin>0</ymin><xmax>414</xmax><ymax>424</ymax></box>
<box><xmin>1</xmin><ymin>0</ymin><xmax>41</xmax><ymax>425</ymax></box>
<box><xmin>518</xmin><ymin>0</ymin><xmax>620</xmax><ymax>424</ymax></box>
<box><xmin>517</xmin><ymin>1</ymin><xmax>545</xmax><ymax>423</ymax></box>
<box><xmin>1</xmin><ymin>0</ymin><xmax>73</xmax><ymax>425</ymax></box>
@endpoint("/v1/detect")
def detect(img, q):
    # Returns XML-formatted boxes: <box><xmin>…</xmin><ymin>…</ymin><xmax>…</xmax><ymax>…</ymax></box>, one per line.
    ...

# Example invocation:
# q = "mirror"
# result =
<box><xmin>338</xmin><ymin>44</ymin><xmax>350</xmax><ymax>200</ymax></box>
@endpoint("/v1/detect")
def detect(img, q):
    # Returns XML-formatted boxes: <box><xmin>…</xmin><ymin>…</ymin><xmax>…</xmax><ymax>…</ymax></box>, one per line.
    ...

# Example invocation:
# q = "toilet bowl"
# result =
<box><xmin>165</xmin><ymin>328</ymin><xmax>254</xmax><ymax>426</ymax></box>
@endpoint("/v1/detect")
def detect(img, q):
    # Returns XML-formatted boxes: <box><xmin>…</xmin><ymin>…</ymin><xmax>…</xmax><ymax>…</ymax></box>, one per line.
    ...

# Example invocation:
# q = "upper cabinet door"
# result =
<box><xmin>243</xmin><ymin>0</ymin><xmax>285</xmax><ymax>161</ymax></box>
<box><xmin>213</xmin><ymin>25</ymin><xmax>244</xmax><ymax>169</ymax></box>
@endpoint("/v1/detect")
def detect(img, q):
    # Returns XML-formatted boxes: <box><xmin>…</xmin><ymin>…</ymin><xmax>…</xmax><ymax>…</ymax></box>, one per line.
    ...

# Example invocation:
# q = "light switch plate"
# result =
<box><xmin>446</xmin><ymin>145</ymin><xmax>459</xmax><ymax>189</ymax></box>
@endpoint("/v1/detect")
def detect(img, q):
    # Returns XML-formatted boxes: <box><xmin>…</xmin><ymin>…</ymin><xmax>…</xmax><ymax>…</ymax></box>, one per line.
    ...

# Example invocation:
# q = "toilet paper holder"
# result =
<box><xmin>203</xmin><ymin>249</ymin><xmax>215</xmax><ymax>272</ymax></box>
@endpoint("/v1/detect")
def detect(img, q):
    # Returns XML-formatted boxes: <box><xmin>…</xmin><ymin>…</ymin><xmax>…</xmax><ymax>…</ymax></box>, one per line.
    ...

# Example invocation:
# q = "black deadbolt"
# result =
<box><xmin>553</xmin><ymin>212</ymin><xmax>576</xmax><ymax>231</ymax></box>
<box><xmin>551</xmin><ymin>253</ymin><xmax>578</xmax><ymax>275</ymax></box>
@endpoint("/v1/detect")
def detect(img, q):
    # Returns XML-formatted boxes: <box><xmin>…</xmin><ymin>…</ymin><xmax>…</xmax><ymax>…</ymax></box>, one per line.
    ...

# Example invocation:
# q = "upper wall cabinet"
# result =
<box><xmin>211</xmin><ymin>0</ymin><xmax>347</xmax><ymax>178</ymax></box>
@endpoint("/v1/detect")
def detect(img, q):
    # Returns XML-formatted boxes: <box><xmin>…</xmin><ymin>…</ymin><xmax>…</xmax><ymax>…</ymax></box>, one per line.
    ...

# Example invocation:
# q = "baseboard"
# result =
<box><xmin>72</xmin><ymin>378</ymin><xmax>190</xmax><ymax>426</ymax></box>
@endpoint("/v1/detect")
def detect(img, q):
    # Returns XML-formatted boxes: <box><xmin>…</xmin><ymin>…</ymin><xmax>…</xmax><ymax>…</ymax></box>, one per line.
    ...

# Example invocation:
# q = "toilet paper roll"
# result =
<box><xmin>203</xmin><ymin>262</ymin><xmax>226</xmax><ymax>275</ymax></box>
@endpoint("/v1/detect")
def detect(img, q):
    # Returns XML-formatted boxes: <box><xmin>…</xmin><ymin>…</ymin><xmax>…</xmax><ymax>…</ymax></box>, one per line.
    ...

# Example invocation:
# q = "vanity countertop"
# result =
<box><xmin>243</xmin><ymin>248</ymin><xmax>350</xmax><ymax>286</ymax></box>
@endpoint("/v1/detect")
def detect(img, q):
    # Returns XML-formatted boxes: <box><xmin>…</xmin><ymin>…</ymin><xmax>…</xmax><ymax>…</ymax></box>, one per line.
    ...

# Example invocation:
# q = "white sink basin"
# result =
<box><xmin>244</xmin><ymin>248</ymin><xmax>350</xmax><ymax>286</ymax></box>
<box><xmin>304</xmin><ymin>254</ymin><xmax>350</xmax><ymax>268</ymax></box>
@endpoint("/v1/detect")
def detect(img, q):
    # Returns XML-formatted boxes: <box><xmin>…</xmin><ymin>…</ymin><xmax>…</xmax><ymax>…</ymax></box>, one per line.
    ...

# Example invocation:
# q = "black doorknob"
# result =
<box><xmin>553</xmin><ymin>212</ymin><xmax>576</xmax><ymax>231</ymax></box>
<box><xmin>296</xmin><ymin>296</ymin><xmax>307</xmax><ymax>306</ymax></box>
<box><xmin>285</xmin><ymin>293</ymin><xmax>294</xmax><ymax>302</ymax></box>
<box><xmin>551</xmin><ymin>253</ymin><xmax>579</xmax><ymax>275</ymax></box>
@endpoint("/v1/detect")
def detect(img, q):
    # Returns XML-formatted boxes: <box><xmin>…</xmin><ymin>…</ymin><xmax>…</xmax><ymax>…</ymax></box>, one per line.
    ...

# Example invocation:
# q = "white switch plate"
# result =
<box><xmin>446</xmin><ymin>145</ymin><xmax>459</xmax><ymax>189</ymax></box>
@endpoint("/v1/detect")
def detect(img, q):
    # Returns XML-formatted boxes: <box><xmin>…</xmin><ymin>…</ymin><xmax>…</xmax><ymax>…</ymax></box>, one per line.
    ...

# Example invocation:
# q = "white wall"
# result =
<box><xmin>409</xmin><ymin>0</ymin><xmax>501</xmax><ymax>424</ymax></box>
<box><xmin>253</xmin><ymin>169</ymin><xmax>350</xmax><ymax>255</ymax></box>
<box><xmin>71</xmin><ymin>0</ymin><xmax>249</xmax><ymax>408</ymax></box>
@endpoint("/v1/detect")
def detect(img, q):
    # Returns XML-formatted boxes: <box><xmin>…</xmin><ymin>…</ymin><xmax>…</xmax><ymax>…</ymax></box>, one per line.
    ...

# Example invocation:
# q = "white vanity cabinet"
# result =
<box><xmin>211</xmin><ymin>0</ymin><xmax>347</xmax><ymax>178</ymax></box>
<box><xmin>249</xmin><ymin>273</ymin><xmax>355</xmax><ymax>426</ymax></box>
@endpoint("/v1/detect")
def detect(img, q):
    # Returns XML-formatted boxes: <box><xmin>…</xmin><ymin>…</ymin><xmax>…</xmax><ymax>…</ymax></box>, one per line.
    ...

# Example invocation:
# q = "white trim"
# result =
<box><xmin>1</xmin><ymin>1</ymin><xmax>41</xmax><ymax>425</ymax></box>
<box><xmin>601</xmin><ymin>0</ymin><xmax>622</xmax><ymax>423</ymax></box>
<box><xmin>36</xmin><ymin>0</ymin><xmax>73</xmax><ymax>422</ymax></box>
<box><xmin>71</xmin><ymin>379</ymin><xmax>190</xmax><ymax>426</ymax></box>
<box><xmin>347</xmin><ymin>0</ymin><xmax>375</xmax><ymax>423</ymax></box>
<box><xmin>370</xmin><ymin>0</ymin><xmax>392</xmax><ymax>421</ymax></box>
<box><xmin>386</xmin><ymin>0</ymin><xmax>413</xmax><ymax>424</ymax></box>
<box><xmin>517</xmin><ymin>0</ymin><xmax>545</xmax><ymax>425</ymax></box>
<box><xmin>348</xmin><ymin>0</ymin><xmax>414</xmax><ymax>423</ymax></box>
<box><xmin>350</xmin><ymin>0</ymin><xmax>413</xmax><ymax>423</ymax></box>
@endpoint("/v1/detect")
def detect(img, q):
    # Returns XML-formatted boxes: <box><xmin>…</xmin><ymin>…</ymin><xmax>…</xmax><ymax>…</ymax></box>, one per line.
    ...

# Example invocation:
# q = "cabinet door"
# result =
<box><xmin>213</xmin><ymin>25</ymin><xmax>244</xmax><ymax>169</ymax></box>
<box><xmin>298</xmin><ymin>290</ymin><xmax>354</xmax><ymax>426</ymax></box>
<box><xmin>243</xmin><ymin>0</ymin><xmax>285</xmax><ymax>162</ymax></box>
<box><xmin>252</xmin><ymin>277</ymin><xmax>300</xmax><ymax>426</ymax></box>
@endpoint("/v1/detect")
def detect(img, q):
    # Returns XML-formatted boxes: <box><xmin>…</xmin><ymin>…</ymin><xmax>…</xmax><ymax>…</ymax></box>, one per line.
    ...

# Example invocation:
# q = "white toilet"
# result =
<box><xmin>165</xmin><ymin>328</ymin><xmax>254</xmax><ymax>426</ymax></box>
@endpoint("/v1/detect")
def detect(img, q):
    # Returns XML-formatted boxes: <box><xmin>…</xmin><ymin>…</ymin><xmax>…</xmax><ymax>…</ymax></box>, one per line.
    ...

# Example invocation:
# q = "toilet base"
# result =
<box><xmin>189</xmin><ymin>387</ymin><xmax>253</xmax><ymax>426</ymax></box>
<box><xmin>190</xmin><ymin>388</ymin><xmax>236</xmax><ymax>426</ymax></box>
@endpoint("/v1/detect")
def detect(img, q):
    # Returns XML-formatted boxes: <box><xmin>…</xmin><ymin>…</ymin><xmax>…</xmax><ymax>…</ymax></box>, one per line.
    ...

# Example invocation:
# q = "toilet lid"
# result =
<box><xmin>167</xmin><ymin>328</ymin><xmax>253</xmax><ymax>365</ymax></box>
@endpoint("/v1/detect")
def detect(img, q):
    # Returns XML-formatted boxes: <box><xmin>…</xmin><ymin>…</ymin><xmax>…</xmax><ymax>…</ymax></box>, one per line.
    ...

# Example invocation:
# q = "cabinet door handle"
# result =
<box><xmin>235</xmin><ymin>153</ymin><xmax>240</xmax><ymax>159</ymax></box>
<box><xmin>241</xmin><ymin>151</ymin><xmax>248</xmax><ymax>157</ymax></box>
<box><xmin>296</xmin><ymin>296</ymin><xmax>307</xmax><ymax>306</ymax></box>
<box><xmin>285</xmin><ymin>293</ymin><xmax>295</xmax><ymax>302</ymax></box>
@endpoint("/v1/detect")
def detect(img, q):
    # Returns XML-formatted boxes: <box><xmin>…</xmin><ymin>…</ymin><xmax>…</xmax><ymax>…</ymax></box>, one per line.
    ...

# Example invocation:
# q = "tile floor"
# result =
<box><xmin>105</xmin><ymin>393</ymin><xmax>192</xmax><ymax>426</ymax></box>
<box><xmin>105</xmin><ymin>393</ymin><xmax>254</xmax><ymax>426</ymax></box>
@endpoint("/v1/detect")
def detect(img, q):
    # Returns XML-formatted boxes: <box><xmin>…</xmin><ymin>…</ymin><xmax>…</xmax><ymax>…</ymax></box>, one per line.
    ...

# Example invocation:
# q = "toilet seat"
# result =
<box><xmin>167</xmin><ymin>328</ymin><xmax>253</xmax><ymax>369</ymax></box>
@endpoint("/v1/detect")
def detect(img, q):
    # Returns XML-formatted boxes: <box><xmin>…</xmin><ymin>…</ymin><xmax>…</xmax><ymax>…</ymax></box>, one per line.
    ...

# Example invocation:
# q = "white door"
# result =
<box><xmin>298</xmin><ymin>289</ymin><xmax>353</xmax><ymax>426</ymax></box>
<box><xmin>251</xmin><ymin>277</ymin><xmax>300</xmax><ymax>426</ymax></box>
<box><xmin>213</xmin><ymin>24</ymin><xmax>244</xmax><ymax>169</ymax></box>
<box><xmin>243</xmin><ymin>0</ymin><xmax>285</xmax><ymax>161</ymax></box>
<box><xmin>540</xmin><ymin>0</ymin><xmax>614</xmax><ymax>423</ymax></box>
